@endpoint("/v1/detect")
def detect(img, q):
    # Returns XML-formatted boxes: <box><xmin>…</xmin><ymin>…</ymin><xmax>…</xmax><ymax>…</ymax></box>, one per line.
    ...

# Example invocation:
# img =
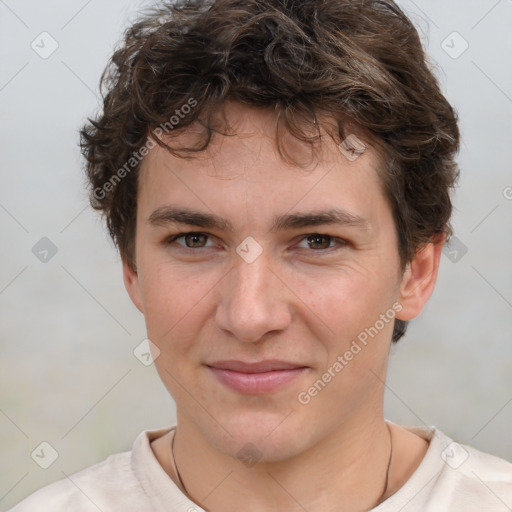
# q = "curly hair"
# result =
<box><xmin>80</xmin><ymin>0</ymin><xmax>460</xmax><ymax>343</ymax></box>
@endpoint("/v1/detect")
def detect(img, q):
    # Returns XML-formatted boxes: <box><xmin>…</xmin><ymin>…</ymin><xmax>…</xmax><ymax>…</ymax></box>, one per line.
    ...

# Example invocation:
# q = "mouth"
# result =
<box><xmin>205</xmin><ymin>360</ymin><xmax>309</xmax><ymax>394</ymax></box>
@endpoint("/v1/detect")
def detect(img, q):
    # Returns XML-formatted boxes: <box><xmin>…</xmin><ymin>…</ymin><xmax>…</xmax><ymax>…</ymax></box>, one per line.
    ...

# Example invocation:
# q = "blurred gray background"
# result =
<box><xmin>1</xmin><ymin>0</ymin><xmax>511</xmax><ymax>508</ymax></box>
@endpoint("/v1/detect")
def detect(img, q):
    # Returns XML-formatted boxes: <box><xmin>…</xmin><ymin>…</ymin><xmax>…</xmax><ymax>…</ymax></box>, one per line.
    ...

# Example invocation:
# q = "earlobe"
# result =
<box><xmin>396</xmin><ymin>236</ymin><xmax>444</xmax><ymax>321</ymax></box>
<box><xmin>122</xmin><ymin>257</ymin><xmax>144</xmax><ymax>313</ymax></box>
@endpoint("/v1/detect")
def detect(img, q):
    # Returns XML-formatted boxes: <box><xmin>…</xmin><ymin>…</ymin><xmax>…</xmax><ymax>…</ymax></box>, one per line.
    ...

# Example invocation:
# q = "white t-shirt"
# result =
<box><xmin>8</xmin><ymin>424</ymin><xmax>512</xmax><ymax>512</ymax></box>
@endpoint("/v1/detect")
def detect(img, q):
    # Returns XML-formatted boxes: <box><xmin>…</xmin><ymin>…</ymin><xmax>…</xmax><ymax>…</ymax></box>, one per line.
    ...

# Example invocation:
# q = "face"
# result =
<box><xmin>124</xmin><ymin>101</ymin><xmax>439</xmax><ymax>462</ymax></box>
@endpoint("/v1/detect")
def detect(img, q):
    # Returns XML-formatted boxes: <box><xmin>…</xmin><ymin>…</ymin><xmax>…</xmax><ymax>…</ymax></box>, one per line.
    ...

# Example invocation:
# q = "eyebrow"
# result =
<box><xmin>147</xmin><ymin>207</ymin><xmax>370</xmax><ymax>232</ymax></box>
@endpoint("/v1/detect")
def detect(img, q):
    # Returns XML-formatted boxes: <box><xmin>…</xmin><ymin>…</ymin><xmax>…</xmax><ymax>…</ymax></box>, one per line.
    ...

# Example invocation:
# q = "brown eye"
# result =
<box><xmin>183</xmin><ymin>233</ymin><xmax>208</xmax><ymax>248</ymax></box>
<box><xmin>305</xmin><ymin>234</ymin><xmax>333</xmax><ymax>250</ymax></box>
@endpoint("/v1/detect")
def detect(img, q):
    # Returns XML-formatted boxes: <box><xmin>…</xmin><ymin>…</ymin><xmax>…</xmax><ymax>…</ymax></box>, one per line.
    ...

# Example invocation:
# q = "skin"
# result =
<box><xmin>123</xmin><ymin>101</ymin><xmax>442</xmax><ymax>511</ymax></box>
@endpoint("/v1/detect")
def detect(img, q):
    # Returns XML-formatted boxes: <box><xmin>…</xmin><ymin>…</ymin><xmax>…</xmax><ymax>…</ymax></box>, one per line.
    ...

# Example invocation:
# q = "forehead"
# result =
<box><xmin>137</xmin><ymin>102</ymin><xmax>388</xmax><ymax>227</ymax></box>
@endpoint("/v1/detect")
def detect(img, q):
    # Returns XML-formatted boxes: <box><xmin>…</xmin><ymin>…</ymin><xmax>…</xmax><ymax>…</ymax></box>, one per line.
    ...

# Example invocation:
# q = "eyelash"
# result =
<box><xmin>165</xmin><ymin>232</ymin><xmax>348</xmax><ymax>253</ymax></box>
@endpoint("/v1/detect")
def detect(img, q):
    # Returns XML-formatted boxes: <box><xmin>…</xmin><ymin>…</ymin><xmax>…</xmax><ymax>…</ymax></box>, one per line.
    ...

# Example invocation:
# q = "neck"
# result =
<box><xmin>172</xmin><ymin>410</ymin><xmax>393</xmax><ymax>512</ymax></box>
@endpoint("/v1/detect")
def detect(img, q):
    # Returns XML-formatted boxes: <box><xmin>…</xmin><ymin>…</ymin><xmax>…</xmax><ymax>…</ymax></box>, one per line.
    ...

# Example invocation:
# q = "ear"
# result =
<box><xmin>122</xmin><ymin>257</ymin><xmax>144</xmax><ymax>313</ymax></box>
<box><xmin>396</xmin><ymin>236</ymin><xmax>444</xmax><ymax>321</ymax></box>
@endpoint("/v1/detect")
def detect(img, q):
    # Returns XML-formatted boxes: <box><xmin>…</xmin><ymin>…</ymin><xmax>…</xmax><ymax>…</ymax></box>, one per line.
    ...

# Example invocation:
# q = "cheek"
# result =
<box><xmin>297</xmin><ymin>267</ymin><xmax>396</xmax><ymax>404</ymax></box>
<box><xmin>291</xmin><ymin>261</ymin><xmax>395</xmax><ymax>341</ymax></box>
<box><xmin>137</xmin><ymin>257</ymin><xmax>226</xmax><ymax>365</ymax></box>
<box><xmin>137</xmin><ymin>260</ymin><xmax>200</xmax><ymax>338</ymax></box>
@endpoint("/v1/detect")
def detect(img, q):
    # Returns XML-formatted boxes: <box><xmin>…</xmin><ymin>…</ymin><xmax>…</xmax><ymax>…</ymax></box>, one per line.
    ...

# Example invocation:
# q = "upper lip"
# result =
<box><xmin>206</xmin><ymin>360</ymin><xmax>307</xmax><ymax>373</ymax></box>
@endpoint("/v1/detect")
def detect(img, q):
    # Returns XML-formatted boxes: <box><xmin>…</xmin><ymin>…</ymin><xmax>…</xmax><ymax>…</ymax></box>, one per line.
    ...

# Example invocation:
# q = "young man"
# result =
<box><xmin>10</xmin><ymin>0</ymin><xmax>512</xmax><ymax>510</ymax></box>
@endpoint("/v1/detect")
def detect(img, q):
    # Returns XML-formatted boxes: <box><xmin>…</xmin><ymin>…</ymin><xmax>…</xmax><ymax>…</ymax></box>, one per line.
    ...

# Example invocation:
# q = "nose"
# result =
<box><xmin>215</xmin><ymin>251</ymin><xmax>292</xmax><ymax>343</ymax></box>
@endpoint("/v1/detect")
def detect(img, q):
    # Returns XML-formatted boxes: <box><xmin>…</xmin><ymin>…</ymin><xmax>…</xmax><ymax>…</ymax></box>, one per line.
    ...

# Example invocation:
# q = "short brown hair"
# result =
<box><xmin>80</xmin><ymin>0</ymin><xmax>460</xmax><ymax>342</ymax></box>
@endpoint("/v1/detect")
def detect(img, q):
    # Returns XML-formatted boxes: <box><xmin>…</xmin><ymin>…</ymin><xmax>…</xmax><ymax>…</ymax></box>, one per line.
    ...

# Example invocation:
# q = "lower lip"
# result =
<box><xmin>207</xmin><ymin>366</ymin><xmax>307</xmax><ymax>394</ymax></box>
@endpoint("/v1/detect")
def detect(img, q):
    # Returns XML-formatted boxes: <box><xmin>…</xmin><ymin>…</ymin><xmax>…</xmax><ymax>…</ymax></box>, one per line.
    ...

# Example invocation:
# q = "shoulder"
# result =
<box><xmin>430</xmin><ymin>429</ymin><xmax>512</xmax><ymax>511</ymax></box>
<box><xmin>8</xmin><ymin>452</ymin><xmax>145</xmax><ymax>512</ymax></box>
<box><xmin>384</xmin><ymin>424</ymin><xmax>512</xmax><ymax>512</ymax></box>
<box><xmin>7</xmin><ymin>430</ymin><xmax>166</xmax><ymax>512</ymax></box>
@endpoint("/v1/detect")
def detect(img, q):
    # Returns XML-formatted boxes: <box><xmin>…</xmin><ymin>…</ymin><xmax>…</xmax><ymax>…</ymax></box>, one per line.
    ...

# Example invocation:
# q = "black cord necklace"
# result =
<box><xmin>170</xmin><ymin>423</ymin><xmax>393</xmax><ymax>509</ymax></box>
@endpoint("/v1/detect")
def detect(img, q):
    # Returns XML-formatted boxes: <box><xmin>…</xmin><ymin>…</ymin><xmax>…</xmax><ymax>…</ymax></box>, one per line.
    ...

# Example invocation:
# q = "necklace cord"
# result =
<box><xmin>170</xmin><ymin>422</ymin><xmax>393</xmax><ymax>507</ymax></box>
<box><xmin>378</xmin><ymin>422</ymin><xmax>393</xmax><ymax>506</ymax></box>
<box><xmin>171</xmin><ymin>429</ymin><xmax>189</xmax><ymax>496</ymax></box>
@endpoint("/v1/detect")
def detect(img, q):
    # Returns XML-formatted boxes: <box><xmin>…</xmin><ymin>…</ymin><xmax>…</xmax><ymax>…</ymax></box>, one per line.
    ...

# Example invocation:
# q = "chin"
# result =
<box><xmin>204</xmin><ymin>409</ymin><xmax>312</xmax><ymax>463</ymax></box>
